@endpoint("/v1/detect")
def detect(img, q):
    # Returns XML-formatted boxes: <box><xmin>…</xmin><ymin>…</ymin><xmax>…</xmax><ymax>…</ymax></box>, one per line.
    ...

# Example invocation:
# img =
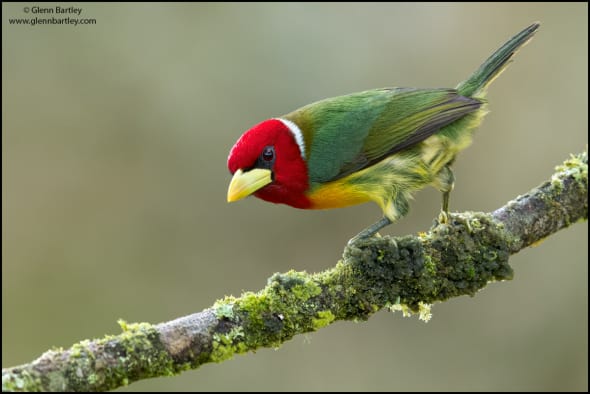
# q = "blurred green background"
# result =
<box><xmin>2</xmin><ymin>3</ymin><xmax>587</xmax><ymax>391</ymax></box>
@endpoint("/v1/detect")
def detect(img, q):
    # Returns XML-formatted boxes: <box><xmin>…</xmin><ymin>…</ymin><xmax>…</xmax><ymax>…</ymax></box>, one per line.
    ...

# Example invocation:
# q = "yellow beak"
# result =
<box><xmin>227</xmin><ymin>168</ymin><xmax>273</xmax><ymax>202</ymax></box>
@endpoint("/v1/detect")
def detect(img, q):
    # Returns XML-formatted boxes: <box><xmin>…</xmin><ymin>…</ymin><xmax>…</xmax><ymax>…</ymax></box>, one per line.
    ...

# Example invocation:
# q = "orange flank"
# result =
<box><xmin>307</xmin><ymin>180</ymin><xmax>372</xmax><ymax>210</ymax></box>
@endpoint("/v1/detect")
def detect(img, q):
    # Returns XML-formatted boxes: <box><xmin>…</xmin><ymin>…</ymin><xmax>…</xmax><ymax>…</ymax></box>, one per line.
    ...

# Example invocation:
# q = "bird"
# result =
<box><xmin>226</xmin><ymin>22</ymin><xmax>540</xmax><ymax>244</ymax></box>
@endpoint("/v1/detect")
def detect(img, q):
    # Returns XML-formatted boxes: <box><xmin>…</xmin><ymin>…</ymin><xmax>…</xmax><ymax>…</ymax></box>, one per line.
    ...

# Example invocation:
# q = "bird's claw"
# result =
<box><xmin>437</xmin><ymin>210</ymin><xmax>450</xmax><ymax>225</ymax></box>
<box><xmin>347</xmin><ymin>232</ymin><xmax>381</xmax><ymax>247</ymax></box>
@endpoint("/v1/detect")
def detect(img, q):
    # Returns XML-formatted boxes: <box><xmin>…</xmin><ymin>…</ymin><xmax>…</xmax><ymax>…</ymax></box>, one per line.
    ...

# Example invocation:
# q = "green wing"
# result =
<box><xmin>284</xmin><ymin>88</ymin><xmax>481</xmax><ymax>184</ymax></box>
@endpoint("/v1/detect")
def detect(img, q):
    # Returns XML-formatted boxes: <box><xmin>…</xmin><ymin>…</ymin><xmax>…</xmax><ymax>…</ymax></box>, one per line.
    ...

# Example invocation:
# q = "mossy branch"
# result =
<box><xmin>2</xmin><ymin>152</ymin><xmax>587</xmax><ymax>392</ymax></box>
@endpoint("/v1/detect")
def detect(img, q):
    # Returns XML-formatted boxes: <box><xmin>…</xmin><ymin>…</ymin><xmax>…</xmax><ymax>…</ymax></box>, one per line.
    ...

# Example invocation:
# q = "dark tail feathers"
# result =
<box><xmin>456</xmin><ymin>22</ymin><xmax>540</xmax><ymax>97</ymax></box>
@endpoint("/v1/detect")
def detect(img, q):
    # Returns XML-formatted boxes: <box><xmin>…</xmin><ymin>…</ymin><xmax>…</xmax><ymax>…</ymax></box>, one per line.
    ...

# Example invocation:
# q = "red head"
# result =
<box><xmin>227</xmin><ymin>119</ymin><xmax>311</xmax><ymax>208</ymax></box>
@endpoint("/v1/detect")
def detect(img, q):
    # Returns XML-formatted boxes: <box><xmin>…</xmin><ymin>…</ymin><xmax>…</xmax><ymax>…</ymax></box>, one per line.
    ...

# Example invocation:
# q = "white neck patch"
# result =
<box><xmin>275</xmin><ymin>118</ymin><xmax>306</xmax><ymax>160</ymax></box>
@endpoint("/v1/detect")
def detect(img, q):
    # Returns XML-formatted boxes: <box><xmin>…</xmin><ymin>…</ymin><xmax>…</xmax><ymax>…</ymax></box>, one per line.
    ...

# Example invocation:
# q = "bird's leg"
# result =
<box><xmin>348</xmin><ymin>193</ymin><xmax>409</xmax><ymax>245</ymax></box>
<box><xmin>440</xmin><ymin>190</ymin><xmax>450</xmax><ymax>224</ymax></box>
<box><xmin>436</xmin><ymin>166</ymin><xmax>455</xmax><ymax>224</ymax></box>
<box><xmin>348</xmin><ymin>217</ymin><xmax>392</xmax><ymax>245</ymax></box>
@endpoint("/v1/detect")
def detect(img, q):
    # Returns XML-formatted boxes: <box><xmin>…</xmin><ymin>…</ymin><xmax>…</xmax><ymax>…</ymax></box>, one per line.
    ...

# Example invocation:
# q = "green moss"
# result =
<box><xmin>552</xmin><ymin>152</ymin><xmax>588</xmax><ymax>191</ymax></box>
<box><xmin>555</xmin><ymin>152</ymin><xmax>587</xmax><ymax>177</ymax></box>
<box><xmin>87</xmin><ymin>373</ymin><xmax>98</xmax><ymax>385</ymax></box>
<box><xmin>550</xmin><ymin>173</ymin><xmax>564</xmax><ymax>192</ymax></box>
<box><xmin>206</xmin><ymin>270</ymin><xmax>334</xmax><ymax>363</ymax></box>
<box><xmin>117</xmin><ymin>320</ymin><xmax>154</xmax><ymax>334</ymax></box>
<box><xmin>312</xmin><ymin>311</ymin><xmax>336</xmax><ymax>330</ymax></box>
<box><xmin>424</xmin><ymin>255</ymin><xmax>436</xmax><ymax>276</ymax></box>
<box><xmin>388</xmin><ymin>299</ymin><xmax>432</xmax><ymax>321</ymax></box>
<box><xmin>418</xmin><ymin>302</ymin><xmax>432</xmax><ymax>322</ymax></box>
<box><xmin>2</xmin><ymin>368</ymin><xmax>43</xmax><ymax>392</ymax></box>
<box><xmin>41</xmin><ymin>319</ymin><xmax>179</xmax><ymax>391</ymax></box>
<box><xmin>344</xmin><ymin>211</ymin><xmax>513</xmax><ymax>315</ymax></box>
<box><xmin>389</xmin><ymin>302</ymin><xmax>412</xmax><ymax>317</ymax></box>
<box><xmin>205</xmin><ymin>269</ymin><xmax>341</xmax><ymax>361</ymax></box>
<box><xmin>2</xmin><ymin>320</ymin><xmax>180</xmax><ymax>391</ymax></box>
<box><xmin>11</xmin><ymin>167</ymin><xmax>584</xmax><ymax>390</ymax></box>
<box><xmin>291</xmin><ymin>282</ymin><xmax>322</xmax><ymax>300</ymax></box>
<box><xmin>210</xmin><ymin>327</ymin><xmax>247</xmax><ymax>363</ymax></box>
<box><xmin>213</xmin><ymin>302</ymin><xmax>235</xmax><ymax>320</ymax></box>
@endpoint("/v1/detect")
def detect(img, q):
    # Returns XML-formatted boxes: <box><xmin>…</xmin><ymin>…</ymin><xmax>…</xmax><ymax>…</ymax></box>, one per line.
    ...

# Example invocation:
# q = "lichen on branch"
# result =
<box><xmin>2</xmin><ymin>151</ymin><xmax>587</xmax><ymax>392</ymax></box>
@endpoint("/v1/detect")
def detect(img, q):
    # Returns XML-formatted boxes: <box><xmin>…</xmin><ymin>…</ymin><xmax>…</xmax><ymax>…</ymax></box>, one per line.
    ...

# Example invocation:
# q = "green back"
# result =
<box><xmin>284</xmin><ymin>88</ymin><xmax>481</xmax><ymax>185</ymax></box>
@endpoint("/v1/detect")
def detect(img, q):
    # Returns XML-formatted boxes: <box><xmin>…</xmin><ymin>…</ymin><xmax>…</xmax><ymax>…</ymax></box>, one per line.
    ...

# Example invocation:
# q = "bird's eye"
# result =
<box><xmin>262</xmin><ymin>146</ymin><xmax>275</xmax><ymax>162</ymax></box>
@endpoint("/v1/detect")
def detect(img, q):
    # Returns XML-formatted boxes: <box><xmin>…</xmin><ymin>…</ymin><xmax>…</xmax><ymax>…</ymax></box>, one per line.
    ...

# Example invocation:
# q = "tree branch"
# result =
<box><xmin>2</xmin><ymin>152</ymin><xmax>587</xmax><ymax>392</ymax></box>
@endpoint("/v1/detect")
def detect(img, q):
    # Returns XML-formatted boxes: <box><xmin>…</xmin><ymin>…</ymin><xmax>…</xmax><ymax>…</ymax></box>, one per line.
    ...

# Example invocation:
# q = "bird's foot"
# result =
<box><xmin>347</xmin><ymin>231</ymin><xmax>382</xmax><ymax>246</ymax></box>
<box><xmin>347</xmin><ymin>216</ymin><xmax>392</xmax><ymax>246</ymax></box>
<box><xmin>435</xmin><ymin>211</ymin><xmax>475</xmax><ymax>233</ymax></box>
<box><xmin>437</xmin><ymin>210</ymin><xmax>450</xmax><ymax>225</ymax></box>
